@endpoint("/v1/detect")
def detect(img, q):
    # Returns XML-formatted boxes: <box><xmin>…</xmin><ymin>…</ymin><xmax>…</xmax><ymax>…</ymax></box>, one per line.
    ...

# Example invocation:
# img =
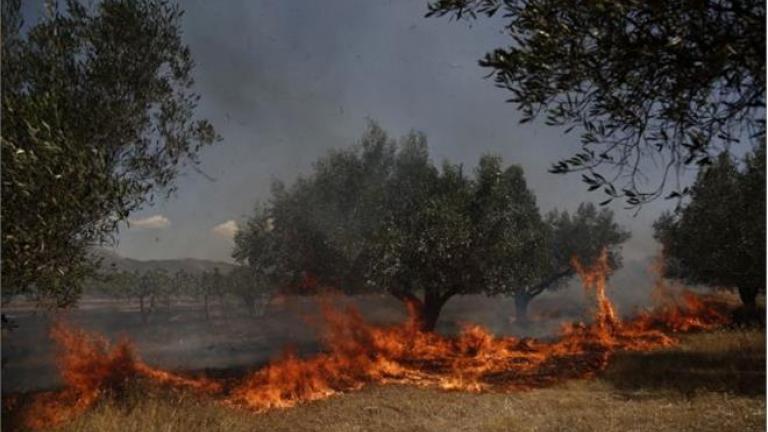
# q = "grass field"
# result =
<box><xmin>9</xmin><ymin>327</ymin><xmax>764</xmax><ymax>432</ymax></box>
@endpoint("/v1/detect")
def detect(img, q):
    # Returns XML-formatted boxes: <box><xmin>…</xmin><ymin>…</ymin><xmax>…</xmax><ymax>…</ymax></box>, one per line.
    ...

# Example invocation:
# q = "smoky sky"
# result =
<box><xmin>23</xmin><ymin>0</ymin><xmax>685</xmax><ymax>263</ymax></box>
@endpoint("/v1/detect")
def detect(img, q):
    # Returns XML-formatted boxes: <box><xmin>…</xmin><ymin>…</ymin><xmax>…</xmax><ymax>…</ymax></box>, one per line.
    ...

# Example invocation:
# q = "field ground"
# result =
<box><xmin>0</xmin><ymin>293</ymin><xmax>598</xmax><ymax>393</ymax></box>
<box><xmin>7</xmin><ymin>328</ymin><xmax>765</xmax><ymax>432</ymax></box>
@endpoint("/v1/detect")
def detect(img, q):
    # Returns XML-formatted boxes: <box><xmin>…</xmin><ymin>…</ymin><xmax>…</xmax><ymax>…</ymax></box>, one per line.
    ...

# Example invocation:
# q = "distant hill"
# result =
<box><xmin>90</xmin><ymin>248</ymin><xmax>238</xmax><ymax>275</ymax></box>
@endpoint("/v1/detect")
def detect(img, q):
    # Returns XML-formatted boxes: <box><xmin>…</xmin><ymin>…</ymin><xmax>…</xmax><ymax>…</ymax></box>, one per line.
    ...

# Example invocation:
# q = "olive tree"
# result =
<box><xmin>505</xmin><ymin>203</ymin><xmax>630</xmax><ymax>323</ymax></box>
<box><xmin>427</xmin><ymin>0</ymin><xmax>765</xmax><ymax>207</ymax></box>
<box><xmin>198</xmin><ymin>268</ymin><xmax>225</xmax><ymax>320</ymax></box>
<box><xmin>1</xmin><ymin>0</ymin><xmax>217</xmax><ymax>306</ymax></box>
<box><xmin>654</xmin><ymin>145</ymin><xmax>765</xmax><ymax>309</ymax></box>
<box><xmin>370</xmin><ymin>155</ymin><xmax>548</xmax><ymax>331</ymax></box>
<box><xmin>236</xmin><ymin>124</ymin><xmax>551</xmax><ymax>332</ymax></box>
<box><xmin>132</xmin><ymin>269</ymin><xmax>172</xmax><ymax>324</ymax></box>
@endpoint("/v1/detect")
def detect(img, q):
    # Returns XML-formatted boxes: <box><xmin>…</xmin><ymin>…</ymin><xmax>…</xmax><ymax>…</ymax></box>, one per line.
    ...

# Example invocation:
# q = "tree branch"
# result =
<box><xmin>526</xmin><ymin>269</ymin><xmax>574</xmax><ymax>298</ymax></box>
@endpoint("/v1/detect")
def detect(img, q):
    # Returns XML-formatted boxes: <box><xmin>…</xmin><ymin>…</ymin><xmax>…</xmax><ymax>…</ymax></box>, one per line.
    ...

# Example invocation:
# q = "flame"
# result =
<box><xmin>20</xmin><ymin>323</ymin><xmax>138</xmax><ymax>429</ymax></box>
<box><xmin>17</xmin><ymin>251</ymin><xmax>732</xmax><ymax>428</ymax></box>
<box><xmin>632</xmin><ymin>256</ymin><xmax>732</xmax><ymax>332</ymax></box>
<box><xmin>571</xmin><ymin>249</ymin><xmax>619</xmax><ymax>335</ymax></box>
<box><xmin>20</xmin><ymin>322</ymin><xmax>220</xmax><ymax>429</ymax></box>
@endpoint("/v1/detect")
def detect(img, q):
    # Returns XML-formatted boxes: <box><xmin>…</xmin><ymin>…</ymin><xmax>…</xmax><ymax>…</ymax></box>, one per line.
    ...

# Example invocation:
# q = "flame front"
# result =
<box><xmin>633</xmin><ymin>255</ymin><xmax>732</xmax><ymax>333</ymax></box>
<box><xmin>18</xmin><ymin>252</ymin><xmax>732</xmax><ymax>429</ymax></box>
<box><xmin>20</xmin><ymin>323</ymin><xmax>220</xmax><ymax>429</ymax></box>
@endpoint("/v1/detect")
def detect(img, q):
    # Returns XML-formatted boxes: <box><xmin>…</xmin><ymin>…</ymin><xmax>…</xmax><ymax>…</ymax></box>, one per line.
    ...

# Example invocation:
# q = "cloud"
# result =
<box><xmin>129</xmin><ymin>215</ymin><xmax>170</xmax><ymax>229</ymax></box>
<box><xmin>212</xmin><ymin>220</ymin><xmax>238</xmax><ymax>239</ymax></box>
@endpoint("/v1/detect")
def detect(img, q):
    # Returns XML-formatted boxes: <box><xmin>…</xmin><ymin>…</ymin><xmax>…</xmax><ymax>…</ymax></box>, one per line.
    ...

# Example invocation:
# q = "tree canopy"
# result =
<box><xmin>235</xmin><ymin>124</ymin><xmax>401</xmax><ymax>294</ymax></box>
<box><xmin>427</xmin><ymin>0</ymin><xmax>766</xmax><ymax>207</ymax></box>
<box><xmin>367</xmin><ymin>154</ymin><xmax>548</xmax><ymax>330</ymax></box>
<box><xmin>235</xmin><ymin>124</ymin><xmax>550</xmax><ymax>330</ymax></box>
<box><xmin>653</xmin><ymin>144</ymin><xmax>766</xmax><ymax>308</ymax></box>
<box><xmin>504</xmin><ymin>203</ymin><xmax>630</xmax><ymax>322</ymax></box>
<box><xmin>1</xmin><ymin>0</ymin><xmax>217</xmax><ymax>306</ymax></box>
<box><xmin>235</xmin><ymin>123</ymin><xmax>629</xmax><ymax>331</ymax></box>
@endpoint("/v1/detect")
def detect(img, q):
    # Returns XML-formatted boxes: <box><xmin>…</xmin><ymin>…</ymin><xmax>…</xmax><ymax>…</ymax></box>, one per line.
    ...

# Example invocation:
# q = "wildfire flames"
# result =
<box><xmin>16</xmin><ymin>252</ymin><xmax>731</xmax><ymax>429</ymax></box>
<box><xmin>19</xmin><ymin>323</ymin><xmax>221</xmax><ymax>429</ymax></box>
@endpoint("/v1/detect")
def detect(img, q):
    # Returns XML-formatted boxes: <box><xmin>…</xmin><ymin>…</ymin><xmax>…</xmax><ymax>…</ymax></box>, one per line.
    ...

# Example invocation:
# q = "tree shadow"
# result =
<box><xmin>600</xmin><ymin>340</ymin><xmax>766</xmax><ymax>399</ymax></box>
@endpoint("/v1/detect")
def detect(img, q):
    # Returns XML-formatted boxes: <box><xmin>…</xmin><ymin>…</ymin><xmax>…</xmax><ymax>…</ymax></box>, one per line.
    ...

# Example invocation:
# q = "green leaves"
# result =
<box><xmin>653</xmin><ymin>146</ymin><xmax>766</xmax><ymax>304</ymax></box>
<box><xmin>428</xmin><ymin>0</ymin><xmax>766</xmax><ymax>208</ymax></box>
<box><xmin>1</xmin><ymin>0</ymin><xmax>216</xmax><ymax>306</ymax></box>
<box><xmin>236</xmin><ymin>125</ymin><xmax>551</xmax><ymax>308</ymax></box>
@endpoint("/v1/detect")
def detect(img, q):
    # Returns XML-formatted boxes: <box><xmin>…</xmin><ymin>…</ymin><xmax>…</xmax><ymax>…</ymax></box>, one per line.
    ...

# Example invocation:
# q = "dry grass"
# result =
<box><xmin>6</xmin><ymin>328</ymin><xmax>766</xmax><ymax>432</ymax></box>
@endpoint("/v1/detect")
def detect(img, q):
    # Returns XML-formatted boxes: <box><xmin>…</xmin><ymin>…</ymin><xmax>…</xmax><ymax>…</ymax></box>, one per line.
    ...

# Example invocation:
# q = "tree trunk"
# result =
<box><xmin>390</xmin><ymin>290</ymin><xmax>448</xmax><ymax>333</ymax></box>
<box><xmin>244</xmin><ymin>295</ymin><xmax>256</xmax><ymax>316</ymax></box>
<box><xmin>738</xmin><ymin>286</ymin><xmax>758</xmax><ymax>309</ymax></box>
<box><xmin>139</xmin><ymin>295</ymin><xmax>151</xmax><ymax>324</ymax></box>
<box><xmin>218</xmin><ymin>292</ymin><xmax>228</xmax><ymax>321</ymax></box>
<box><xmin>515</xmin><ymin>293</ymin><xmax>531</xmax><ymax>325</ymax></box>
<box><xmin>419</xmin><ymin>301</ymin><xmax>443</xmax><ymax>332</ymax></box>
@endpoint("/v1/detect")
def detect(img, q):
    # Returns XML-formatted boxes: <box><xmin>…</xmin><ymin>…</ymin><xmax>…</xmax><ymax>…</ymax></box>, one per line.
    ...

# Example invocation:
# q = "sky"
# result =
<box><xmin>25</xmin><ymin>0</ymin><xmax>682</xmax><ymax>263</ymax></box>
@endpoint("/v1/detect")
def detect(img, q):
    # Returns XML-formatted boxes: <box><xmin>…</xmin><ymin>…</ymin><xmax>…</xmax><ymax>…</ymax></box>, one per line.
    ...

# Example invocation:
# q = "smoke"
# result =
<box><xmin>73</xmin><ymin>0</ymin><xmax>677</xmax><ymax>263</ymax></box>
<box><xmin>2</xmin><ymin>257</ymin><xmax>671</xmax><ymax>394</ymax></box>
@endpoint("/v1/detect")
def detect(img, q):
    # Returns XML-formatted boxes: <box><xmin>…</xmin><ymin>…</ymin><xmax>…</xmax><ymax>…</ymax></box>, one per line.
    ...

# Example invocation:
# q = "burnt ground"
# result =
<box><xmin>2</xmin><ymin>292</ymin><xmax>594</xmax><ymax>393</ymax></box>
<box><xmin>1</xmin><ymin>289</ymin><xmax>764</xmax><ymax>432</ymax></box>
<box><xmin>3</xmin><ymin>329</ymin><xmax>764</xmax><ymax>432</ymax></box>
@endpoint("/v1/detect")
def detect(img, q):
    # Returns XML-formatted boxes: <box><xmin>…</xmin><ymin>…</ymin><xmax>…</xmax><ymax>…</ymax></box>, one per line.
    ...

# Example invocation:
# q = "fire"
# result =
<box><xmin>564</xmin><ymin>250</ymin><xmax>674</xmax><ymax>352</ymax></box>
<box><xmin>20</xmin><ymin>322</ymin><xmax>220</xmax><ymax>429</ymax></box>
<box><xmin>633</xmin><ymin>256</ymin><xmax>732</xmax><ymax>332</ymax></box>
<box><xmin>571</xmin><ymin>249</ymin><xmax>619</xmax><ymax>332</ymax></box>
<box><xmin>17</xmin><ymin>251</ymin><xmax>732</xmax><ymax>428</ymax></box>
<box><xmin>20</xmin><ymin>323</ymin><xmax>138</xmax><ymax>429</ymax></box>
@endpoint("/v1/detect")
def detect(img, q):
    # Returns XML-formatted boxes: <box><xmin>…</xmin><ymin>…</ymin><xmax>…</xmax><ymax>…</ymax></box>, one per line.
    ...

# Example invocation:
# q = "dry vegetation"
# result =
<box><xmin>7</xmin><ymin>328</ymin><xmax>764</xmax><ymax>432</ymax></box>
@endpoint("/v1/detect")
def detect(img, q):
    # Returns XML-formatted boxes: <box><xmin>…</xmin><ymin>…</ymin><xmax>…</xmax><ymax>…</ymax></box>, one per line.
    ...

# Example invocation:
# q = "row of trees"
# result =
<box><xmin>3</xmin><ymin>0</ymin><xmax>760</xmax><ymax>329</ymax></box>
<box><xmin>3</xmin><ymin>0</ymin><xmax>761</xmax><ymax>309</ymax></box>
<box><xmin>86</xmin><ymin>266</ymin><xmax>272</xmax><ymax>323</ymax></box>
<box><xmin>426</xmin><ymin>2</ymin><xmax>765</xmax><ymax>314</ymax></box>
<box><xmin>234</xmin><ymin>124</ymin><xmax>630</xmax><ymax>331</ymax></box>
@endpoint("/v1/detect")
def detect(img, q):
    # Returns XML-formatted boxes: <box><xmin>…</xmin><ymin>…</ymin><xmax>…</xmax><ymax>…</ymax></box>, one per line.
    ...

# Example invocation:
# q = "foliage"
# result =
<box><xmin>506</xmin><ymin>203</ymin><xmax>630</xmax><ymax>321</ymax></box>
<box><xmin>134</xmin><ymin>269</ymin><xmax>173</xmax><ymax>320</ymax></box>
<box><xmin>542</xmin><ymin>203</ymin><xmax>630</xmax><ymax>289</ymax></box>
<box><xmin>235</xmin><ymin>123</ymin><xmax>399</xmax><ymax>293</ymax></box>
<box><xmin>233</xmin><ymin>205</ymin><xmax>284</xmax><ymax>288</ymax></box>
<box><xmin>224</xmin><ymin>266</ymin><xmax>272</xmax><ymax>316</ymax></box>
<box><xmin>83</xmin><ymin>270</ymin><xmax>137</xmax><ymax>299</ymax></box>
<box><xmin>427</xmin><ymin>0</ymin><xmax>766</xmax><ymax>207</ymax></box>
<box><xmin>236</xmin><ymin>123</ymin><xmax>590</xmax><ymax>331</ymax></box>
<box><xmin>653</xmin><ymin>145</ymin><xmax>766</xmax><ymax>307</ymax></box>
<box><xmin>369</xmin><ymin>155</ymin><xmax>549</xmax><ymax>330</ymax></box>
<box><xmin>1</xmin><ymin>0</ymin><xmax>217</xmax><ymax>306</ymax></box>
<box><xmin>88</xmin><ymin>265</ymin><xmax>273</xmax><ymax>318</ymax></box>
<box><xmin>83</xmin><ymin>269</ymin><xmax>168</xmax><ymax>322</ymax></box>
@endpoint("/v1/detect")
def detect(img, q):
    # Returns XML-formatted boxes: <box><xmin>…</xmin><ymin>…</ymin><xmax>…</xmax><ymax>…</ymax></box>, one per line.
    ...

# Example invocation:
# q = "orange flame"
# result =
<box><xmin>21</xmin><ymin>322</ymin><xmax>220</xmax><ymax>429</ymax></box>
<box><xmin>633</xmin><ymin>256</ymin><xmax>732</xmax><ymax>332</ymax></box>
<box><xmin>19</xmin><ymin>252</ymin><xmax>732</xmax><ymax>428</ymax></box>
<box><xmin>571</xmin><ymin>249</ymin><xmax>619</xmax><ymax>334</ymax></box>
<box><xmin>21</xmin><ymin>323</ymin><xmax>138</xmax><ymax>429</ymax></box>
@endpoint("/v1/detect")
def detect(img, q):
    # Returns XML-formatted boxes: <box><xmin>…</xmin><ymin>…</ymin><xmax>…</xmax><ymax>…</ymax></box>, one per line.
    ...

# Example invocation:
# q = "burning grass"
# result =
<box><xmin>8</xmin><ymin>323</ymin><xmax>222</xmax><ymax>429</ymax></box>
<box><xmin>6</xmin><ymin>329</ymin><xmax>764</xmax><ymax>432</ymax></box>
<box><xmin>2</xmin><ymin>251</ymin><xmax>748</xmax><ymax>431</ymax></box>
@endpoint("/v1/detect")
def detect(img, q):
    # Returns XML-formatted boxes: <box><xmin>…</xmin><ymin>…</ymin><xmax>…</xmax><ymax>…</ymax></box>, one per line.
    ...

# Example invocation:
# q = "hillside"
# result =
<box><xmin>90</xmin><ymin>248</ymin><xmax>238</xmax><ymax>275</ymax></box>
